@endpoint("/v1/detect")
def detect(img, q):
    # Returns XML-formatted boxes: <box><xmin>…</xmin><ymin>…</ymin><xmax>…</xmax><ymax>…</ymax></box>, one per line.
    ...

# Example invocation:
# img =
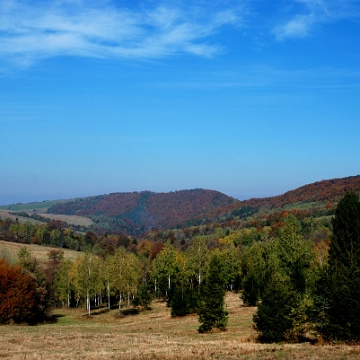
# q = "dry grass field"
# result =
<box><xmin>0</xmin><ymin>209</ymin><xmax>93</xmax><ymax>227</ymax></box>
<box><xmin>0</xmin><ymin>293</ymin><xmax>359</xmax><ymax>360</ymax></box>
<box><xmin>36</xmin><ymin>212</ymin><xmax>94</xmax><ymax>227</ymax></box>
<box><xmin>0</xmin><ymin>240</ymin><xmax>82</xmax><ymax>264</ymax></box>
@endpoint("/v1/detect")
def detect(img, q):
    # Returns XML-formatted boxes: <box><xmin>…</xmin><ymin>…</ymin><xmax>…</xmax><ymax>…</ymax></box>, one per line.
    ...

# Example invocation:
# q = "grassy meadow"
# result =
<box><xmin>0</xmin><ymin>197</ymin><xmax>93</xmax><ymax>228</ymax></box>
<box><xmin>0</xmin><ymin>208</ymin><xmax>93</xmax><ymax>227</ymax></box>
<box><xmin>0</xmin><ymin>199</ymin><xmax>73</xmax><ymax>211</ymax></box>
<box><xmin>0</xmin><ymin>240</ymin><xmax>82</xmax><ymax>264</ymax></box>
<box><xmin>0</xmin><ymin>292</ymin><xmax>359</xmax><ymax>360</ymax></box>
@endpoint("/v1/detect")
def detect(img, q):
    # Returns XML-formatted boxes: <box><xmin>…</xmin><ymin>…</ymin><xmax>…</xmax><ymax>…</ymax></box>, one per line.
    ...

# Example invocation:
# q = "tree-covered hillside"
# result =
<box><xmin>3</xmin><ymin>175</ymin><xmax>360</xmax><ymax>238</ymax></box>
<box><xmin>46</xmin><ymin>189</ymin><xmax>240</xmax><ymax>235</ymax></box>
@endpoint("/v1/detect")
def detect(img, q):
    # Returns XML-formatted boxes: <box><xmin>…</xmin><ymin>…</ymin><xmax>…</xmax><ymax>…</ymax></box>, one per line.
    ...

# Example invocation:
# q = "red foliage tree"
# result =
<box><xmin>149</xmin><ymin>241</ymin><xmax>164</xmax><ymax>261</ymax></box>
<box><xmin>0</xmin><ymin>259</ymin><xmax>39</xmax><ymax>324</ymax></box>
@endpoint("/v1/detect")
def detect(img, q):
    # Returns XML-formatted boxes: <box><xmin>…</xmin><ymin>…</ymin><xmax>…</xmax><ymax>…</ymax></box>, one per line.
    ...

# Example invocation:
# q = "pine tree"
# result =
<box><xmin>253</xmin><ymin>216</ymin><xmax>315</xmax><ymax>342</ymax></box>
<box><xmin>241</xmin><ymin>272</ymin><xmax>258</xmax><ymax>306</ymax></box>
<box><xmin>198</xmin><ymin>255</ymin><xmax>228</xmax><ymax>333</ymax></box>
<box><xmin>318</xmin><ymin>192</ymin><xmax>360</xmax><ymax>341</ymax></box>
<box><xmin>253</xmin><ymin>275</ymin><xmax>293</xmax><ymax>343</ymax></box>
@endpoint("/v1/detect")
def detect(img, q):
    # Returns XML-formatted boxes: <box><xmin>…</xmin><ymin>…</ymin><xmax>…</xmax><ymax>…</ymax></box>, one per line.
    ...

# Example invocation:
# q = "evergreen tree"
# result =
<box><xmin>253</xmin><ymin>216</ymin><xmax>315</xmax><ymax>342</ymax></box>
<box><xmin>317</xmin><ymin>192</ymin><xmax>360</xmax><ymax>341</ymax></box>
<box><xmin>241</xmin><ymin>241</ymin><xmax>270</xmax><ymax>306</ymax></box>
<box><xmin>241</xmin><ymin>272</ymin><xmax>258</xmax><ymax>306</ymax></box>
<box><xmin>169</xmin><ymin>286</ymin><xmax>198</xmax><ymax>317</ymax></box>
<box><xmin>253</xmin><ymin>275</ymin><xmax>293</xmax><ymax>343</ymax></box>
<box><xmin>198</xmin><ymin>255</ymin><xmax>228</xmax><ymax>333</ymax></box>
<box><xmin>132</xmin><ymin>283</ymin><xmax>153</xmax><ymax>310</ymax></box>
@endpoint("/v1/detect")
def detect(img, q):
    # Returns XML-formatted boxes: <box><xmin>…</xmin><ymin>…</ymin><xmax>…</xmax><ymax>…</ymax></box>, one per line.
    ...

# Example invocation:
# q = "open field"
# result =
<box><xmin>0</xmin><ymin>209</ymin><xmax>93</xmax><ymax>227</ymax></box>
<box><xmin>0</xmin><ymin>293</ymin><xmax>359</xmax><ymax>360</ymax></box>
<box><xmin>0</xmin><ymin>210</ymin><xmax>42</xmax><ymax>225</ymax></box>
<box><xmin>36</xmin><ymin>212</ymin><xmax>94</xmax><ymax>227</ymax></box>
<box><xmin>0</xmin><ymin>199</ymin><xmax>73</xmax><ymax>211</ymax></box>
<box><xmin>0</xmin><ymin>240</ymin><xmax>82</xmax><ymax>264</ymax></box>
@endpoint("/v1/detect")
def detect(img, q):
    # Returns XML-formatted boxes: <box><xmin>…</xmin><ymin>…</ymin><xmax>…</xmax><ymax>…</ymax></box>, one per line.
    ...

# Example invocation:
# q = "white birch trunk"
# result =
<box><xmin>107</xmin><ymin>281</ymin><xmax>111</xmax><ymax>310</ymax></box>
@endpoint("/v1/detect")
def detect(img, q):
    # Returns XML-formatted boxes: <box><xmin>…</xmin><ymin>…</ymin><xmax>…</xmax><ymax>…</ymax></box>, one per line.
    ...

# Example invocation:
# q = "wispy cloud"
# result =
<box><xmin>274</xmin><ymin>0</ymin><xmax>359</xmax><ymax>40</ymax></box>
<box><xmin>0</xmin><ymin>0</ymin><xmax>242</xmax><ymax>67</ymax></box>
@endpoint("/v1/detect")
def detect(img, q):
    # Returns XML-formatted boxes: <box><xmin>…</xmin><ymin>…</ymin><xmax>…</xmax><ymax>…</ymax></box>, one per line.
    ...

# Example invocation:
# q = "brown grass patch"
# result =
<box><xmin>0</xmin><ymin>209</ymin><xmax>93</xmax><ymax>227</ymax></box>
<box><xmin>37</xmin><ymin>212</ymin><xmax>94</xmax><ymax>227</ymax></box>
<box><xmin>0</xmin><ymin>240</ymin><xmax>81</xmax><ymax>264</ymax></box>
<box><xmin>0</xmin><ymin>293</ymin><xmax>359</xmax><ymax>359</ymax></box>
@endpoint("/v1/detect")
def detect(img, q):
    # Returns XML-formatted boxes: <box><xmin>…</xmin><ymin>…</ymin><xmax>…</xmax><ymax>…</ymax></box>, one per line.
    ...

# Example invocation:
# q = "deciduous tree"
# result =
<box><xmin>0</xmin><ymin>259</ymin><xmax>39</xmax><ymax>324</ymax></box>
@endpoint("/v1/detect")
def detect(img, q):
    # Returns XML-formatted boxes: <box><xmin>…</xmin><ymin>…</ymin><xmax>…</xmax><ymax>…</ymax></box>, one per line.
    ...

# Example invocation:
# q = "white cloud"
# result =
<box><xmin>0</xmin><ymin>0</ymin><xmax>242</xmax><ymax>67</ymax></box>
<box><xmin>274</xmin><ymin>14</ymin><xmax>314</xmax><ymax>40</ymax></box>
<box><xmin>274</xmin><ymin>0</ymin><xmax>359</xmax><ymax>40</ymax></box>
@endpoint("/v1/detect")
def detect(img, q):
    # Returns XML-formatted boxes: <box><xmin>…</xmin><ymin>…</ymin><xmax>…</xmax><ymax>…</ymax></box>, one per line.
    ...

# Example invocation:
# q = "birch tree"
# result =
<box><xmin>152</xmin><ymin>241</ymin><xmax>177</xmax><ymax>296</ymax></box>
<box><xmin>188</xmin><ymin>237</ymin><xmax>209</xmax><ymax>293</ymax></box>
<box><xmin>54</xmin><ymin>259</ymin><xmax>74</xmax><ymax>308</ymax></box>
<box><xmin>72</xmin><ymin>253</ymin><xmax>101</xmax><ymax>315</ymax></box>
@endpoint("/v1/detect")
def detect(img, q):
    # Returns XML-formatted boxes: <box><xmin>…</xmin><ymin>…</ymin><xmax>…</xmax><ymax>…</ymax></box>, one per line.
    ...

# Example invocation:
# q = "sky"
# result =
<box><xmin>1</xmin><ymin>0</ymin><xmax>360</xmax><ymax>205</ymax></box>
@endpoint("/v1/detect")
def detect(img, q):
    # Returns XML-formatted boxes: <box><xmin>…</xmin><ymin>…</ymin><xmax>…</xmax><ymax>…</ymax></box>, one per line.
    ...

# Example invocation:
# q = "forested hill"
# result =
<box><xmin>43</xmin><ymin>175</ymin><xmax>360</xmax><ymax>235</ymax></box>
<box><xmin>222</xmin><ymin>175</ymin><xmax>360</xmax><ymax>213</ymax></box>
<box><xmin>47</xmin><ymin>189</ymin><xmax>240</xmax><ymax>233</ymax></box>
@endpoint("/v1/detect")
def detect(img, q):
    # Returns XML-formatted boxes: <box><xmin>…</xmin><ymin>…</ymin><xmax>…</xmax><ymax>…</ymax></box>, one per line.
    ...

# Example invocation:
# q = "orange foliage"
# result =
<box><xmin>0</xmin><ymin>259</ymin><xmax>38</xmax><ymax>324</ymax></box>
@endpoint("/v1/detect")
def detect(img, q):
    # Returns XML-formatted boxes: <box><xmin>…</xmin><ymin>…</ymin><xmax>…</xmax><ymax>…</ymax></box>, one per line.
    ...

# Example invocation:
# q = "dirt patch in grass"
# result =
<box><xmin>0</xmin><ymin>293</ymin><xmax>359</xmax><ymax>359</ymax></box>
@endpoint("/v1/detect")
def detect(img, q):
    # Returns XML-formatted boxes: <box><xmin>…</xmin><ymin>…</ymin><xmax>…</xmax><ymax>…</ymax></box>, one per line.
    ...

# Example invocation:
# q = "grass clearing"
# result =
<box><xmin>0</xmin><ymin>208</ymin><xmax>93</xmax><ymax>227</ymax></box>
<box><xmin>0</xmin><ymin>293</ymin><xmax>359</xmax><ymax>359</ymax></box>
<box><xmin>0</xmin><ymin>199</ymin><xmax>73</xmax><ymax>211</ymax></box>
<box><xmin>0</xmin><ymin>209</ymin><xmax>42</xmax><ymax>224</ymax></box>
<box><xmin>38</xmin><ymin>212</ymin><xmax>94</xmax><ymax>226</ymax></box>
<box><xmin>0</xmin><ymin>240</ymin><xmax>82</xmax><ymax>264</ymax></box>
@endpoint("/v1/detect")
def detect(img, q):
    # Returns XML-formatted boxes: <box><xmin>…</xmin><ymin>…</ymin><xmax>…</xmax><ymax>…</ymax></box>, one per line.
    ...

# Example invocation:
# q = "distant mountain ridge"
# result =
<box><xmin>45</xmin><ymin>175</ymin><xmax>360</xmax><ymax>235</ymax></box>
<box><xmin>47</xmin><ymin>189</ymin><xmax>240</xmax><ymax>233</ymax></box>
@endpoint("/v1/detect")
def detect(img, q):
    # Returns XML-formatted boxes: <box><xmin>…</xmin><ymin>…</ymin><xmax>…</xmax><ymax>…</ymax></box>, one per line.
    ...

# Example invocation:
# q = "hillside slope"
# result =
<box><xmin>222</xmin><ymin>175</ymin><xmax>360</xmax><ymax>214</ymax></box>
<box><xmin>11</xmin><ymin>175</ymin><xmax>359</xmax><ymax>236</ymax></box>
<box><xmin>47</xmin><ymin>189</ymin><xmax>240</xmax><ymax>233</ymax></box>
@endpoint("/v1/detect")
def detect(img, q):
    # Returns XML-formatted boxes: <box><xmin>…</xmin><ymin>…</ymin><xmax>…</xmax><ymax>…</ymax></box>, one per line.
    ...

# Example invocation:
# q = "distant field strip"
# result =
<box><xmin>0</xmin><ymin>209</ymin><xmax>93</xmax><ymax>227</ymax></box>
<box><xmin>0</xmin><ymin>199</ymin><xmax>74</xmax><ymax>211</ymax></box>
<box><xmin>40</xmin><ymin>213</ymin><xmax>94</xmax><ymax>226</ymax></box>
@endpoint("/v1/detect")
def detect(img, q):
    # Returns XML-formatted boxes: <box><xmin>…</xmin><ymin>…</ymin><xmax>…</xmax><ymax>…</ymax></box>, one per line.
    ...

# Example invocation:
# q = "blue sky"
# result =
<box><xmin>1</xmin><ymin>0</ymin><xmax>360</xmax><ymax>205</ymax></box>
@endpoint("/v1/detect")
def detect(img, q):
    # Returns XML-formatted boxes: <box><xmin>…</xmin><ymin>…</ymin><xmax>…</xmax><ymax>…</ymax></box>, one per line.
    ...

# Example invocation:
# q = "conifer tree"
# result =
<box><xmin>253</xmin><ymin>216</ymin><xmax>315</xmax><ymax>342</ymax></box>
<box><xmin>317</xmin><ymin>192</ymin><xmax>360</xmax><ymax>341</ymax></box>
<box><xmin>253</xmin><ymin>274</ymin><xmax>293</xmax><ymax>343</ymax></box>
<box><xmin>198</xmin><ymin>255</ymin><xmax>228</xmax><ymax>333</ymax></box>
